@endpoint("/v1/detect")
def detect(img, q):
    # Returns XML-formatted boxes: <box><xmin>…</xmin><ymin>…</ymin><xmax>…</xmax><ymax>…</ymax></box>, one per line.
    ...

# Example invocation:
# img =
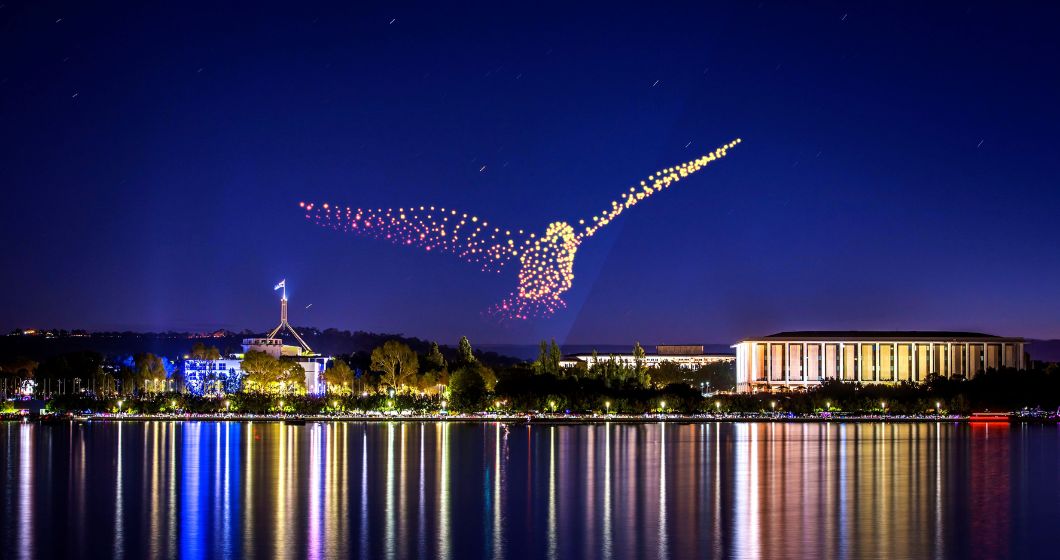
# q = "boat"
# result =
<box><xmin>969</xmin><ymin>412</ymin><xmax>1012</xmax><ymax>423</ymax></box>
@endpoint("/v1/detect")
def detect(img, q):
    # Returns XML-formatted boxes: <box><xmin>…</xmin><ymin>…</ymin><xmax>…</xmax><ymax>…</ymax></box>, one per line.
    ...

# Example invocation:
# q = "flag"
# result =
<box><xmin>274</xmin><ymin>279</ymin><xmax>286</xmax><ymax>291</ymax></box>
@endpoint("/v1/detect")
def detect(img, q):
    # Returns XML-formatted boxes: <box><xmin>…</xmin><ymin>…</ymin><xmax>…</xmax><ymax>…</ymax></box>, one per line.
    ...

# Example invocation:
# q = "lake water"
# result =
<box><xmin>1</xmin><ymin>420</ymin><xmax>1058</xmax><ymax>559</ymax></box>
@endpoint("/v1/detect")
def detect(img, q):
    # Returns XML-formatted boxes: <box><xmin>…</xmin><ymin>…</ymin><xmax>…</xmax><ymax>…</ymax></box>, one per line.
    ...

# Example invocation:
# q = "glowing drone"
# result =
<box><xmin>303</xmin><ymin>138</ymin><xmax>741</xmax><ymax>319</ymax></box>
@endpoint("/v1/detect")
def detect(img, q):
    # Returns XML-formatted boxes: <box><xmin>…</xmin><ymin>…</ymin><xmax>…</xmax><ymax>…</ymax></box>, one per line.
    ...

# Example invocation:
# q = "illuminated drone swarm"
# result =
<box><xmin>304</xmin><ymin>138</ymin><xmax>741</xmax><ymax>319</ymax></box>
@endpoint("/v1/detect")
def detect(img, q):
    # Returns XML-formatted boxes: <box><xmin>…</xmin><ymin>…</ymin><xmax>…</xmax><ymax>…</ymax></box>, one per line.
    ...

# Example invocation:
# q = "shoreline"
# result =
<box><xmin>9</xmin><ymin>413</ymin><xmax>1057</xmax><ymax>425</ymax></box>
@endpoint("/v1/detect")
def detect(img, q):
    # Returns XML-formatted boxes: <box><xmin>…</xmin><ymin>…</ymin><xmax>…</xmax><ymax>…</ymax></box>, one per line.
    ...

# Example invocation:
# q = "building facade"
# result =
<box><xmin>733</xmin><ymin>331</ymin><xmax>1026</xmax><ymax>392</ymax></box>
<box><xmin>182</xmin><ymin>283</ymin><xmax>332</xmax><ymax>396</ymax></box>
<box><xmin>561</xmin><ymin>344</ymin><xmax>735</xmax><ymax>370</ymax></box>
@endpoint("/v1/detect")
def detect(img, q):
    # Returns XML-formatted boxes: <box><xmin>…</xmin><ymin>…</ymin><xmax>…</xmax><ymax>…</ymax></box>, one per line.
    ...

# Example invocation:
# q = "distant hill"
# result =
<box><xmin>479</xmin><ymin>343</ymin><xmax>735</xmax><ymax>361</ymax></box>
<box><xmin>1028</xmin><ymin>340</ymin><xmax>1060</xmax><ymax>363</ymax></box>
<box><xmin>0</xmin><ymin>328</ymin><xmax>522</xmax><ymax>367</ymax></box>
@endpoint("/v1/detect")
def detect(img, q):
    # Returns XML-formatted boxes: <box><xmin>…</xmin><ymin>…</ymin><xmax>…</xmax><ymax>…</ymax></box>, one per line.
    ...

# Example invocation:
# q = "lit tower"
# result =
<box><xmin>268</xmin><ymin>279</ymin><xmax>313</xmax><ymax>353</ymax></box>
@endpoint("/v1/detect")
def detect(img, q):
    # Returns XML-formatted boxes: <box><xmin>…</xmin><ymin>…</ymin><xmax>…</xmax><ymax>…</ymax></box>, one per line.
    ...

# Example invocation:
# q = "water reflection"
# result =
<box><xmin>1</xmin><ymin>421</ymin><xmax>1058</xmax><ymax>559</ymax></box>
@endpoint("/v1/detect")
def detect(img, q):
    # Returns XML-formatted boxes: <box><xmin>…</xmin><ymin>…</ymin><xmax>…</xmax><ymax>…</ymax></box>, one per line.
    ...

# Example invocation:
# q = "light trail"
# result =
<box><xmin>304</xmin><ymin>138</ymin><xmax>741</xmax><ymax>319</ymax></box>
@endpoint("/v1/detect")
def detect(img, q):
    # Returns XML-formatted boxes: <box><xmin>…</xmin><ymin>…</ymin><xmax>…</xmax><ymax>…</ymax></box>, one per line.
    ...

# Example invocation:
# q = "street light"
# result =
<box><xmin>605</xmin><ymin>401</ymin><xmax>611</xmax><ymax>414</ymax></box>
<box><xmin>715</xmin><ymin>401</ymin><xmax>721</xmax><ymax>413</ymax></box>
<box><xmin>117</xmin><ymin>400</ymin><xmax>124</xmax><ymax>415</ymax></box>
<box><xmin>549</xmin><ymin>400</ymin><xmax>556</xmax><ymax>413</ymax></box>
<box><xmin>225</xmin><ymin>400</ymin><xmax>231</xmax><ymax>413</ymax></box>
<box><xmin>333</xmin><ymin>400</ymin><xmax>339</xmax><ymax>413</ymax></box>
<box><xmin>660</xmin><ymin>400</ymin><xmax>667</xmax><ymax>414</ymax></box>
<box><xmin>770</xmin><ymin>401</ymin><xmax>776</xmax><ymax>414</ymax></box>
<box><xmin>825</xmin><ymin>401</ymin><xmax>831</xmax><ymax>410</ymax></box>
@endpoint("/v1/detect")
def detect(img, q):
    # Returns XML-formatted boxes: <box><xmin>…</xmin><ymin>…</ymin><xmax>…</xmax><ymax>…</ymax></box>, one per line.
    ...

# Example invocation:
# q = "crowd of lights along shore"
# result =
<box><xmin>303</xmin><ymin>139</ymin><xmax>741</xmax><ymax>319</ymax></box>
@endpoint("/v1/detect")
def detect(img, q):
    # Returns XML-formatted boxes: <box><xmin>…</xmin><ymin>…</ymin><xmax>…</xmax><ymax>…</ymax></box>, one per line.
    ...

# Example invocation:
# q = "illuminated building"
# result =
<box><xmin>183</xmin><ymin>280</ymin><xmax>331</xmax><ymax>395</ymax></box>
<box><xmin>304</xmin><ymin>139</ymin><xmax>742</xmax><ymax>319</ymax></box>
<box><xmin>733</xmin><ymin>331</ymin><xmax>1027</xmax><ymax>392</ymax></box>
<box><xmin>560</xmin><ymin>344</ymin><xmax>735</xmax><ymax>369</ymax></box>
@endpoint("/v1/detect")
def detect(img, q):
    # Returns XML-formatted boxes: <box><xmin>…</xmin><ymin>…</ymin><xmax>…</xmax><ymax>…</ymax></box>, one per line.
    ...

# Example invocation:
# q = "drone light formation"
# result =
<box><xmin>304</xmin><ymin>138</ymin><xmax>741</xmax><ymax>319</ymax></box>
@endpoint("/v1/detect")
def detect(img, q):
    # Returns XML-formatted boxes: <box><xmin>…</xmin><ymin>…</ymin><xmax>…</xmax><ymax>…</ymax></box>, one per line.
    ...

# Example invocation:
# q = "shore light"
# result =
<box><xmin>117</xmin><ymin>400</ymin><xmax>124</xmax><ymax>414</ymax></box>
<box><xmin>605</xmin><ymin>401</ymin><xmax>611</xmax><ymax>413</ymax></box>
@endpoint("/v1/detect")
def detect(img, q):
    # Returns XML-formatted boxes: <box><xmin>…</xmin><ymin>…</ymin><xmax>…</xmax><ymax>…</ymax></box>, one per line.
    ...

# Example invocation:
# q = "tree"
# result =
<box><xmin>458</xmin><ymin>336</ymin><xmax>476</xmax><ymax>364</ymax></box>
<box><xmin>549</xmin><ymin>339</ymin><xmax>562</xmax><ymax>376</ymax></box>
<box><xmin>633</xmin><ymin>342</ymin><xmax>651</xmax><ymax>387</ymax></box>
<box><xmin>652</xmin><ymin>361</ymin><xmax>687</xmax><ymax>387</ymax></box>
<box><xmin>134</xmin><ymin>353</ymin><xmax>167</xmax><ymax>393</ymax></box>
<box><xmin>588</xmin><ymin>350</ymin><xmax>600</xmax><ymax>378</ymax></box>
<box><xmin>535</xmin><ymin>340</ymin><xmax>549</xmax><ymax>374</ymax></box>
<box><xmin>241</xmin><ymin>350</ymin><xmax>280</xmax><ymax>392</ymax></box>
<box><xmin>424</xmin><ymin>342</ymin><xmax>447</xmax><ymax>372</ymax></box>
<box><xmin>448</xmin><ymin>365</ymin><xmax>486</xmax><ymax>411</ymax></box>
<box><xmin>323</xmin><ymin>357</ymin><xmax>355</xmax><ymax>393</ymax></box>
<box><xmin>0</xmin><ymin>357</ymin><xmax>38</xmax><ymax>379</ymax></box>
<box><xmin>371</xmin><ymin>340</ymin><xmax>420</xmax><ymax>390</ymax></box>
<box><xmin>190</xmin><ymin>343</ymin><xmax>221</xmax><ymax>360</ymax></box>
<box><xmin>278</xmin><ymin>361</ymin><xmax>306</xmax><ymax>394</ymax></box>
<box><xmin>477</xmin><ymin>363</ymin><xmax>498</xmax><ymax>392</ymax></box>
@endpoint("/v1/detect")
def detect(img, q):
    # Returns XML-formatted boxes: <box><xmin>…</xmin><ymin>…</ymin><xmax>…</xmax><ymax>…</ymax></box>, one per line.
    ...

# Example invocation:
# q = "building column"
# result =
<box><xmin>839</xmin><ymin>343</ymin><xmax>845</xmax><ymax>381</ymax></box>
<box><xmin>875</xmin><ymin>343</ymin><xmax>881</xmax><ymax>382</ymax></box>
<box><xmin>893</xmin><ymin>342</ymin><xmax>898</xmax><ymax>383</ymax></box>
<box><xmin>784</xmin><ymin>342</ymin><xmax>790</xmax><ymax>387</ymax></box>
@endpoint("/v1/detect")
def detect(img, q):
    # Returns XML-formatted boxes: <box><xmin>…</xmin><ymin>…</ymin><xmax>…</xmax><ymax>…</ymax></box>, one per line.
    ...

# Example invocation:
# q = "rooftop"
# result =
<box><xmin>739</xmin><ymin>331</ymin><xmax>1024</xmax><ymax>343</ymax></box>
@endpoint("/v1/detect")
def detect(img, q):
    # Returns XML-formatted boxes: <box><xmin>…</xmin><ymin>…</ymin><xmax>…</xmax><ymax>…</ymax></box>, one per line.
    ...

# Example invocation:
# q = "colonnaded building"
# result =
<box><xmin>733</xmin><ymin>331</ymin><xmax>1027</xmax><ymax>392</ymax></box>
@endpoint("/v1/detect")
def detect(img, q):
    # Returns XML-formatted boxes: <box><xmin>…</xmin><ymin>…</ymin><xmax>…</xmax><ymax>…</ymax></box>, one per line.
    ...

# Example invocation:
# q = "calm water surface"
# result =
<box><xmin>2</xmin><ymin>420</ymin><xmax>1058</xmax><ymax>559</ymax></box>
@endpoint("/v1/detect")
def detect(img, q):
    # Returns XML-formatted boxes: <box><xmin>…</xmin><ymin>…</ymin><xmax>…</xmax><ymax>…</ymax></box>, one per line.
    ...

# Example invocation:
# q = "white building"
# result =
<box><xmin>561</xmin><ymin>344</ymin><xmax>735</xmax><ymax>370</ymax></box>
<box><xmin>183</xmin><ymin>282</ymin><xmax>331</xmax><ymax>395</ymax></box>
<box><xmin>733</xmin><ymin>331</ymin><xmax>1027</xmax><ymax>392</ymax></box>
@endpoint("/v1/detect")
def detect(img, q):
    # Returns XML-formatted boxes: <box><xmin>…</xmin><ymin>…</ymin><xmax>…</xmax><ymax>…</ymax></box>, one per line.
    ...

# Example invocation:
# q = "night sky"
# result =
<box><xmin>3</xmin><ymin>1</ymin><xmax>1059</xmax><ymax>345</ymax></box>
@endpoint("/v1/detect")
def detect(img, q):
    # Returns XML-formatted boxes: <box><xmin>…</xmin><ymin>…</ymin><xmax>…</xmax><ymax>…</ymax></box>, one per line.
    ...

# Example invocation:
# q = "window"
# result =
<box><xmin>879</xmin><ymin>344</ymin><xmax>894</xmax><ymax>381</ymax></box>
<box><xmin>860</xmin><ymin>344</ymin><xmax>875</xmax><ymax>381</ymax></box>
<box><xmin>788</xmin><ymin>344</ymin><xmax>804</xmax><ymax>381</ymax></box>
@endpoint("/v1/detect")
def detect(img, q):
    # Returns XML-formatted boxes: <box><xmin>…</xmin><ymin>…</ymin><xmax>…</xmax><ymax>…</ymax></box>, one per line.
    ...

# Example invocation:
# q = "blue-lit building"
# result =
<box><xmin>182</xmin><ymin>282</ymin><xmax>332</xmax><ymax>395</ymax></box>
<box><xmin>183</xmin><ymin>358</ymin><xmax>244</xmax><ymax>395</ymax></box>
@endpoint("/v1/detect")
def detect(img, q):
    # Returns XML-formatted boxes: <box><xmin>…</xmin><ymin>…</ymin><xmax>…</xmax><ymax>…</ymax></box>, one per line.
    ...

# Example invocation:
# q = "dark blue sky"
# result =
<box><xmin>2</xmin><ymin>1</ymin><xmax>1058</xmax><ymax>345</ymax></box>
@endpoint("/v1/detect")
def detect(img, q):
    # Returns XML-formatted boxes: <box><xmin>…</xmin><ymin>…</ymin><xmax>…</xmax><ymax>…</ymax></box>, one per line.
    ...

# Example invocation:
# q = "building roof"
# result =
<box><xmin>563</xmin><ymin>352</ymin><xmax>735</xmax><ymax>359</ymax></box>
<box><xmin>737</xmin><ymin>331</ymin><xmax>1024</xmax><ymax>343</ymax></box>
